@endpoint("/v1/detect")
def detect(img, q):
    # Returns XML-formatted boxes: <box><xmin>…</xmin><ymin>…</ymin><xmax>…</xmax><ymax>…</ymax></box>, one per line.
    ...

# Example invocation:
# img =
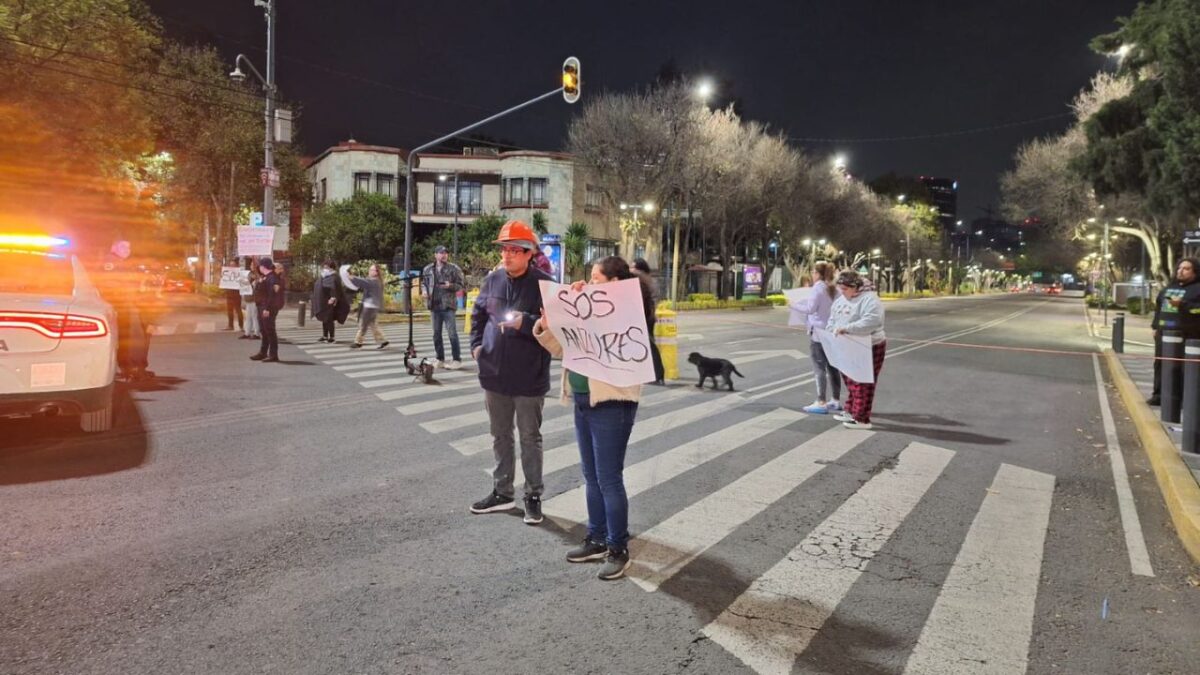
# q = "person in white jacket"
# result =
<box><xmin>826</xmin><ymin>270</ymin><xmax>886</xmax><ymax>430</ymax></box>
<box><xmin>789</xmin><ymin>261</ymin><xmax>843</xmax><ymax>414</ymax></box>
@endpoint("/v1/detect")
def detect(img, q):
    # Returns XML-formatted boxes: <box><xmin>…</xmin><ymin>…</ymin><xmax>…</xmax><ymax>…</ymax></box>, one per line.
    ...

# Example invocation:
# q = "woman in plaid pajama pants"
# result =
<box><xmin>826</xmin><ymin>270</ymin><xmax>886</xmax><ymax>430</ymax></box>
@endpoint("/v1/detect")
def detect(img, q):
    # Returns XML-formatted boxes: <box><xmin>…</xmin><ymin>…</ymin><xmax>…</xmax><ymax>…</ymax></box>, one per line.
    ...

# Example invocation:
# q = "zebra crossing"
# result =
<box><xmin>276</xmin><ymin>320</ymin><xmax>1058</xmax><ymax>674</ymax></box>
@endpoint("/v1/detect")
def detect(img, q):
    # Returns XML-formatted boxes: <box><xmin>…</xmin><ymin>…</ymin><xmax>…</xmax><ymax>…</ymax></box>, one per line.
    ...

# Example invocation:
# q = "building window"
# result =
<box><xmin>505</xmin><ymin>177</ymin><xmax>525</xmax><ymax>205</ymax></box>
<box><xmin>585</xmin><ymin>184</ymin><xmax>603</xmax><ymax>209</ymax></box>
<box><xmin>434</xmin><ymin>180</ymin><xmax>483</xmax><ymax>215</ymax></box>
<box><xmin>354</xmin><ymin>172</ymin><xmax>371</xmax><ymax>194</ymax></box>
<box><xmin>529</xmin><ymin>178</ymin><xmax>548</xmax><ymax>206</ymax></box>
<box><xmin>319</xmin><ymin>178</ymin><xmax>327</xmax><ymax>203</ymax></box>
<box><xmin>376</xmin><ymin>173</ymin><xmax>394</xmax><ymax>197</ymax></box>
<box><xmin>433</xmin><ymin>182</ymin><xmax>452</xmax><ymax>214</ymax></box>
<box><xmin>586</xmin><ymin>239</ymin><xmax>617</xmax><ymax>263</ymax></box>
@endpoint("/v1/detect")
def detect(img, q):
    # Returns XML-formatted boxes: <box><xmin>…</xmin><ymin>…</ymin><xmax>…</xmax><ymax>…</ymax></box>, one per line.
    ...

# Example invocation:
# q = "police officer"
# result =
<box><xmin>251</xmin><ymin>257</ymin><xmax>284</xmax><ymax>362</ymax></box>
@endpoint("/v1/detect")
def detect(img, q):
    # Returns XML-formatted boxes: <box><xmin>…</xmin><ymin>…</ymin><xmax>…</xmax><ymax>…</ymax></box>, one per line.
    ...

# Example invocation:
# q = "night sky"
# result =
<box><xmin>149</xmin><ymin>0</ymin><xmax>1139</xmax><ymax>222</ymax></box>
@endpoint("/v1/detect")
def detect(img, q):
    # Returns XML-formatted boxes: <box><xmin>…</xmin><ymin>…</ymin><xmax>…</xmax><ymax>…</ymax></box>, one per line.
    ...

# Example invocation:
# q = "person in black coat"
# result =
<box><xmin>251</xmin><ymin>257</ymin><xmax>285</xmax><ymax>362</ymax></box>
<box><xmin>312</xmin><ymin>259</ymin><xmax>350</xmax><ymax>343</ymax></box>
<box><xmin>1148</xmin><ymin>257</ymin><xmax>1200</xmax><ymax>405</ymax></box>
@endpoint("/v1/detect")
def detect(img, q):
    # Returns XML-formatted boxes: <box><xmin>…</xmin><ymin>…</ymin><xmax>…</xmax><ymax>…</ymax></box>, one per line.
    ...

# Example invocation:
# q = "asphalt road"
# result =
<box><xmin>3</xmin><ymin>293</ymin><xmax>1198</xmax><ymax>674</ymax></box>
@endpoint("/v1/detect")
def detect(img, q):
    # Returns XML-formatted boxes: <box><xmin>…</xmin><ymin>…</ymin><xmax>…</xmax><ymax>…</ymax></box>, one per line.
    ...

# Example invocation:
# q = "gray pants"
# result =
<box><xmin>810</xmin><ymin>339</ymin><xmax>842</xmax><ymax>402</ymax></box>
<box><xmin>485</xmin><ymin>390</ymin><xmax>545</xmax><ymax>498</ymax></box>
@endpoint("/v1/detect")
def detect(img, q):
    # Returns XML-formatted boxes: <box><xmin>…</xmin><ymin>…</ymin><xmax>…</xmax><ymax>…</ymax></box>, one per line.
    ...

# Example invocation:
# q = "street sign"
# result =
<box><xmin>250</xmin><ymin>211</ymin><xmax>264</xmax><ymax>227</ymax></box>
<box><xmin>260</xmin><ymin>167</ymin><xmax>280</xmax><ymax>188</ymax></box>
<box><xmin>237</xmin><ymin>226</ymin><xmax>274</xmax><ymax>256</ymax></box>
<box><xmin>1183</xmin><ymin>229</ymin><xmax>1200</xmax><ymax>244</ymax></box>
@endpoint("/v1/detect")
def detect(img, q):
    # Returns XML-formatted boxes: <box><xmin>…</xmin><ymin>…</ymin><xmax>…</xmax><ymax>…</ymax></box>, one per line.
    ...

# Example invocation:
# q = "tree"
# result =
<box><xmin>418</xmin><ymin>213</ymin><xmax>505</xmax><ymax>277</ymax></box>
<box><xmin>530</xmin><ymin>210</ymin><xmax>549</xmax><ymax>236</ymax></box>
<box><xmin>295</xmin><ymin>192</ymin><xmax>406</xmax><ymax>264</ymax></box>
<box><xmin>563</xmin><ymin>222</ymin><xmax>590</xmax><ymax>281</ymax></box>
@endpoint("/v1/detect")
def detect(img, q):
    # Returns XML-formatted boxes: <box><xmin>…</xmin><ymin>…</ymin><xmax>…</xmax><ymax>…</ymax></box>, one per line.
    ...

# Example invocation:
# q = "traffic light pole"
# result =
<box><xmin>401</xmin><ymin>85</ymin><xmax>566</xmax><ymax>355</ymax></box>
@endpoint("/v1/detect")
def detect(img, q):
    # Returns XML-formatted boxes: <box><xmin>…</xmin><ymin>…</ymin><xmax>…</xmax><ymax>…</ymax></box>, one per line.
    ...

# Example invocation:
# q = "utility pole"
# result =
<box><xmin>262</xmin><ymin>0</ymin><xmax>276</xmax><ymax>229</ymax></box>
<box><xmin>452</xmin><ymin>172</ymin><xmax>460</xmax><ymax>258</ymax></box>
<box><xmin>1104</xmin><ymin>218</ymin><xmax>1111</xmax><ymax>326</ymax></box>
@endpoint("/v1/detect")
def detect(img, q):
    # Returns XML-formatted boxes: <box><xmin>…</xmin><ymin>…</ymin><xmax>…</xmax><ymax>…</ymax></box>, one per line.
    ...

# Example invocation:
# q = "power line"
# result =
<box><xmin>788</xmin><ymin>112</ymin><xmax>1075</xmax><ymax>144</ymax></box>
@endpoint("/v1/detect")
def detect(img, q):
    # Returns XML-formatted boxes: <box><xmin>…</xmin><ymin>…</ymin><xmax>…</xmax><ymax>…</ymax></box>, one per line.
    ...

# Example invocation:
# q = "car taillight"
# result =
<box><xmin>0</xmin><ymin>312</ymin><xmax>108</xmax><ymax>338</ymax></box>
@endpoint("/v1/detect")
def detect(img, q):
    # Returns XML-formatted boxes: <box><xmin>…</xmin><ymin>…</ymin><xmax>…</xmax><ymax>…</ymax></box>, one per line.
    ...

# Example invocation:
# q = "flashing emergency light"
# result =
<box><xmin>562</xmin><ymin>57</ymin><xmax>581</xmax><ymax>104</ymax></box>
<box><xmin>0</xmin><ymin>234</ymin><xmax>69</xmax><ymax>248</ymax></box>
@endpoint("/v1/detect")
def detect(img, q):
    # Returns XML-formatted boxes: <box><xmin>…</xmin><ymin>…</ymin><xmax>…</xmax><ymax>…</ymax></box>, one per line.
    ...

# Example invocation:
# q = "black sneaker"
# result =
<box><xmin>350</xmin><ymin>343</ymin><xmax>363</xmax><ymax>349</ymax></box>
<box><xmin>1147</xmin><ymin>395</ymin><xmax>1161</xmax><ymax>406</ymax></box>
<box><xmin>523</xmin><ymin>495</ymin><xmax>543</xmax><ymax>525</ymax></box>
<box><xmin>598</xmin><ymin>548</ymin><xmax>631</xmax><ymax>580</ymax></box>
<box><xmin>377</xmin><ymin>341</ymin><xmax>389</xmax><ymax>350</ymax></box>
<box><xmin>470</xmin><ymin>491</ymin><xmax>515</xmax><ymax>514</ymax></box>
<box><xmin>566</xmin><ymin>538</ymin><xmax>608</xmax><ymax>563</ymax></box>
<box><xmin>249</xmin><ymin>353</ymin><xmax>266</xmax><ymax>361</ymax></box>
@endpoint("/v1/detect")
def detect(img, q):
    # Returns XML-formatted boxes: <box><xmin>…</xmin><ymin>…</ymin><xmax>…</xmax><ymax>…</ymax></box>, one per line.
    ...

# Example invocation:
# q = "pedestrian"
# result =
<box><xmin>223</xmin><ymin>283</ymin><xmax>243</xmax><ymax>332</ymax></box>
<box><xmin>312</xmin><ymin>260</ymin><xmax>350</xmax><ymax>343</ymax></box>
<box><xmin>1148</xmin><ymin>257</ymin><xmax>1200</xmax><ymax>406</ymax></box>
<box><xmin>240</xmin><ymin>266</ymin><xmax>261</xmax><ymax>340</ymax></box>
<box><xmin>632</xmin><ymin>258</ymin><xmax>665</xmax><ymax>384</ymax></box>
<box><xmin>273</xmin><ymin>261</ymin><xmax>287</xmax><ymax>296</ymax></box>
<box><xmin>534</xmin><ymin>256</ymin><xmax>653</xmax><ymax>580</ymax></box>
<box><xmin>827</xmin><ymin>269</ymin><xmax>886</xmax><ymax>430</ymax></box>
<box><xmin>791</xmin><ymin>261</ymin><xmax>843</xmax><ymax>414</ymax></box>
<box><xmin>340</xmin><ymin>263</ymin><xmax>389</xmax><ymax>350</ymax></box>
<box><xmin>532</xmin><ymin>247</ymin><xmax>554</xmax><ymax>276</ymax></box>
<box><xmin>250</xmin><ymin>257</ymin><xmax>284</xmax><ymax>362</ymax></box>
<box><xmin>421</xmin><ymin>245</ymin><xmax>465</xmax><ymax>369</ymax></box>
<box><xmin>468</xmin><ymin>219</ymin><xmax>553</xmax><ymax>524</ymax></box>
<box><xmin>98</xmin><ymin>239</ymin><xmax>153</xmax><ymax>381</ymax></box>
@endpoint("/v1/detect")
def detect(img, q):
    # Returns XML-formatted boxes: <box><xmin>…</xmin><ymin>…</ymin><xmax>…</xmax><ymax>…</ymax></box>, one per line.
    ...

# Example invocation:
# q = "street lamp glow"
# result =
<box><xmin>801</xmin><ymin>238</ymin><xmax>812</xmax><ymax>247</ymax></box>
<box><xmin>956</xmin><ymin>220</ymin><xmax>963</xmax><ymax>227</ymax></box>
<box><xmin>897</xmin><ymin>194</ymin><xmax>907</xmax><ymax>203</ymax></box>
<box><xmin>1087</xmin><ymin>233</ymin><xmax>1097</xmax><ymax>240</ymax></box>
<box><xmin>1087</xmin><ymin>217</ymin><xmax>1097</xmax><ymax>223</ymax></box>
<box><xmin>696</xmin><ymin>79</ymin><xmax>714</xmax><ymax>100</ymax></box>
<box><xmin>643</xmin><ymin>201</ymin><xmax>654</xmax><ymax>213</ymax></box>
<box><xmin>818</xmin><ymin>239</ymin><xmax>827</xmax><ymax>246</ymax></box>
<box><xmin>833</xmin><ymin>154</ymin><xmax>847</xmax><ymax>170</ymax></box>
<box><xmin>872</xmin><ymin>248</ymin><xmax>881</xmax><ymax>255</ymax></box>
<box><xmin>438</xmin><ymin>174</ymin><xmax>448</xmax><ymax>182</ymax></box>
<box><xmin>619</xmin><ymin>202</ymin><xmax>628</xmax><ymax>210</ymax></box>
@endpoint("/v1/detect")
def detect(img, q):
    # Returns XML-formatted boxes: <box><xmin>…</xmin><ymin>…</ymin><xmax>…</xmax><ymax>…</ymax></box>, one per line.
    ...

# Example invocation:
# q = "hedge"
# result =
<box><xmin>656</xmin><ymin>298</ymin><xmax>775</xmax><ymax>311</ymax></box>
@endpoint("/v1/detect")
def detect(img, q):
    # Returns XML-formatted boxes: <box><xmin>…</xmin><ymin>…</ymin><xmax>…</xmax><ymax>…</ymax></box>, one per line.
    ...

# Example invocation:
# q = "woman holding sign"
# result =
<box><xmin>790</xmin><ymin>261</ymin><xmax>843</xmax><ymax>415</ymax></box>
<box><xmin>534</xmin><ymin>256</ymin><xmax>654</xmax><ymax>581</ymax></box>
<box><xmin>826</xmin><ymin>270</ymin><xmax>886</xmax><ymax>430</ymax></box>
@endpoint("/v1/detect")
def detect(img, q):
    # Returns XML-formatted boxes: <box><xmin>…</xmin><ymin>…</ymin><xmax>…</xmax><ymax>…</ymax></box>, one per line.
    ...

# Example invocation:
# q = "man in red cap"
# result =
<box><xmin>468</xmin><ymin>219</ymin><xmax>553</xmax><ymax>524</ymax></box>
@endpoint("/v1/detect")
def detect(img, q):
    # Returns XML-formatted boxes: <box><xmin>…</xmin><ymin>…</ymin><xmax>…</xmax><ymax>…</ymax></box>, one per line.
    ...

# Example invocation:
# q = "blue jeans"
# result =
<box><xmin>573</xmin><ymin>393</ymin><xmax>638</xmax><ymax>551</ymax></box>
<box><xmin>431</xmin><ymin>308</ymin><xmax>460</xmax><ymax>361</ymax></box>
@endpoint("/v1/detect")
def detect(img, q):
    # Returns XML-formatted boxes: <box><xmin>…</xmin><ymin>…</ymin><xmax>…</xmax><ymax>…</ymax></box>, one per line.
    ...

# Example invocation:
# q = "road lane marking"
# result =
<box><xmin>630</xmin><ymin>426</ymin><xmax>872</xmax><ymax>592</ymax></box>
<box><xmin>542</xmin><ymin>408</ymin><xmax>804</xmax><ymax>529</ymax></box>
<box><xmin>1092</xmin><ymin>354</ymin><xmax>1155</xmax><ymax>577</ymax></box>
<box><xmin>904</xmin><ymin>463</ymin><xmax>1055</xmax><ymax>674</ymax></box>
<box><xmin>374</xmin><ymin>381</ymin><xmax>476</xmax><ymax>401</ymax></box>
<box><xmin>702</xmin><ymin>442</ymin><xmax>954</xmax><ymax>675</ymax></box>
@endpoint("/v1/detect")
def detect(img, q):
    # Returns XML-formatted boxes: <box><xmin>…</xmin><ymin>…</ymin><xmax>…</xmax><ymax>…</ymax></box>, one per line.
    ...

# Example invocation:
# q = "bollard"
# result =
<box><xmin>1112</xmin><ymin>313</ymin><xmax>1125</xmax><ymax>353</ymax></box>
<box><xmin>464</xmin><ymin>290</ymin><xmax>479</xmax><ymax>335</ymax></box>
<box><xmin>1183</xmin><ymin>339</ymin><xmax>1200</xmax><ymax>454</ymax></box>
<box><xmin>655</xmin><ymin>308</ymin><xmax>678</xmax><ymax>381</ymax></box>
<box><xmin>297</xmin><ymin>300</ymin><xmax>307</xmax><ymax>327</ymax></box>
<box><xmin>1162</xmin><ymin>330</ymin><xmax>1184</xmax><ymax>423</ymax></box>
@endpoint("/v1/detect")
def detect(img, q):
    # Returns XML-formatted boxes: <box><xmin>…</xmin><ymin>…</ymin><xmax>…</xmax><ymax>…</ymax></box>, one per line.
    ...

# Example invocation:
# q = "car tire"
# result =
<box><xmin>79</xmin><ymin>394</ymin><xmax>113</xmax><ymax>433</ymax></box>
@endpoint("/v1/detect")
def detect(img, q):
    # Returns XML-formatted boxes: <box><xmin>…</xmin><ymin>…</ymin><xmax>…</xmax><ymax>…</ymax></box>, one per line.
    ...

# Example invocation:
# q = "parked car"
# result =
<box><xmin>0</xmin><ymin>234</ymin><xmax>117</xmax><ymax>432</ymax></box>
<box><xmin>161</xmin><ymin>269</ymin><xmax>196</xmax><ymax>293</ymax></box>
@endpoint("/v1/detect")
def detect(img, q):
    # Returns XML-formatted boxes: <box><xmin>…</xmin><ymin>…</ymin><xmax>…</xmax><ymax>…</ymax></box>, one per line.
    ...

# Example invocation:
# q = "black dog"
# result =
<box><xmin>688</xmin><ymin>352</ymin><xmax>745</xmax><ymax>391</ymax></box>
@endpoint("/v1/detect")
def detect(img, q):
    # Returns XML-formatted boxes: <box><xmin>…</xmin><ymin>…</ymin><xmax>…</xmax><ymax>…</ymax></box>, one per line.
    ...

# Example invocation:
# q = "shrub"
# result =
<box><xmin>1126</xmin><ymin>296</ymin><xmax>1144</xmax><ymax>315</ymax></box>
<box><xmin>687</xmin><ymin>293</ymin><xmax>717</xmax><ymax>302</ymax></box>
<box><xmin>765</xmin><ymin>294</ymin><xmax>787</xmax><ymax>306</ymax></box>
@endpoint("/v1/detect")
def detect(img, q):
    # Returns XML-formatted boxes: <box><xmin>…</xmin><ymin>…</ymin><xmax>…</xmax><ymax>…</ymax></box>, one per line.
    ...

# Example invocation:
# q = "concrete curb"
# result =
<box><xmin>1104</xmin><ymin>348</ymin><xmax>1200</xmax><ymax>564</ymax></box>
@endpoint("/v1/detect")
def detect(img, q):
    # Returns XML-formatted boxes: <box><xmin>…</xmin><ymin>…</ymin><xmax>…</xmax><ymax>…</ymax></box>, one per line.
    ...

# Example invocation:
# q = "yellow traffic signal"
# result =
<box><xmin>562</xmin><ymin>56</ymin><xmax>580</xmax><ymax>104</ymax></box>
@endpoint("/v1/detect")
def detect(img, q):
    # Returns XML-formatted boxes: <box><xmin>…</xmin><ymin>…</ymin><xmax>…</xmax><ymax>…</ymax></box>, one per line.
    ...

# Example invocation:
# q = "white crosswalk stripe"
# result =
<box><xmin>903</xmin><ymin>464</ymin><xmax>1054</xmax><ymax>675</ymax></box>
<box><xmin>702</xmin><ymin>442</ymin><xmax>955</xmax><ymax>675</ymax></box>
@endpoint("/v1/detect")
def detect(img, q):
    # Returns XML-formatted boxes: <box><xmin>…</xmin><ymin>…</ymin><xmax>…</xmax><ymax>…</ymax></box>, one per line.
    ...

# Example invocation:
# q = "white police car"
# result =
<box><xmin>0</xmin><ymin>234</ymin><xmax>117</xmax><ymax>432</ymax></box>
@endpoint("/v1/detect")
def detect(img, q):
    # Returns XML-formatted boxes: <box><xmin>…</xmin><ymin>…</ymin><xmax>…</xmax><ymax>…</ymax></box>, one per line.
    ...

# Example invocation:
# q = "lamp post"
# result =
<box><xmin>228</xmin><ymin>0</ymin><xmax>276</xmax><ymax>230</ymax></box>
<box><xmin>670</xmin><ymin>80</ymin><xmax>715</xmax><ymax>308</ymax></box>
<box><xmin>620</xmin><ymin>201</ymin><xmax>654</xmax><ymax>260</ymax></box>
<box><xmin>439</xmin><ymin>173</ymin><xmax>460</xmax><ymax>258</ymax></box>
<box><xmin>870</xmin><ymin>248</ymin><xmax>881</xmax><ymax>288</ymax></box>
<box><xmin>898</xmin><ymin>194</ymin><xmax>911</xmax><ymax>294</ymax></box>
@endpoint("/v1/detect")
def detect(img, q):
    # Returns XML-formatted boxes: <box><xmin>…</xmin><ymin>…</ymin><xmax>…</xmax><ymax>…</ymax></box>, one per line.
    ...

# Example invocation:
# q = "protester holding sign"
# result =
<box><xmin>312</xmin><ymin>260</ymin><xmax>350</xmax><ymax>343</ymax></box>
<box><xmin>240</xmin><ymin>267</ymin><xmax>260</xmax><ymax>340</ymax></box>
<box><xmin>826</xmin><ymin>270</ymin><xmax>886</xmax><ymax>430</ymax></box>
<box><xmin>534</xmin><ymin>256</ymin><xmax>654</xmax><ymax>581</ymax></box>
<box><xmin>468</xmin><ymin>220</ymin><xmax>553</xmax><ymax>525</ymax></box>
<box><xmin>790</xmin><ymin>261</ymin><xmax>842</xmax><ymax>415</ymax></box>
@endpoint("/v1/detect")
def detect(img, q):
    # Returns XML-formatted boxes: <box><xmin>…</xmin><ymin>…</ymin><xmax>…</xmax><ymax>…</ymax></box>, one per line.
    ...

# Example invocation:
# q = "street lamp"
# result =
<box><xmin>228</xmin><ymin>1</ymin><xmax>277</xmax><ymax>230</ymax></box>
<box><xmin>696</xmin><ymin>79</ymin><xmax>714</xmax><ymax>101</ymax></box>
<box><xmin>832</xmin><ymin>154</ymin><xmax>847</xmax><ymax>172</ymax></box>
<box><xmin>896</xmin><ymin>194</ymin><xmax>911</xmax><ymax>293</ymax></box>
<box><xmin>620</xmin><ymin>201</ymin><xmax>655</xmax><ymax>258</ymax></box>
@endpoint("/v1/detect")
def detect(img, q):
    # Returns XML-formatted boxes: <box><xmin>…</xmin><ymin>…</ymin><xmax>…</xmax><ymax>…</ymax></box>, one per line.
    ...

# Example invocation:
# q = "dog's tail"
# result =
<box><xmin>732</xmin><ymin>366</ymin><xmax>745</xmax><ymax>378</ymax></box>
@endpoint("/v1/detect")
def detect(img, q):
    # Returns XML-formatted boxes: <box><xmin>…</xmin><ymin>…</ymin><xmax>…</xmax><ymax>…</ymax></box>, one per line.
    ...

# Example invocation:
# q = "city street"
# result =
<box><xmin>3</xmin><ymin>294</ymin><xmax>1198</xmax><ymax>674</ymax></box>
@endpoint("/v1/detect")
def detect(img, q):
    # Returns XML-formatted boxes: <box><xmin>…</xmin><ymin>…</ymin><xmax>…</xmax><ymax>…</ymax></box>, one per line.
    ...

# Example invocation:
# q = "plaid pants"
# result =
<box><xmin>843</xmin><ymin>341</ymin><xmax>887</xmax><ymax>424</ymax></box>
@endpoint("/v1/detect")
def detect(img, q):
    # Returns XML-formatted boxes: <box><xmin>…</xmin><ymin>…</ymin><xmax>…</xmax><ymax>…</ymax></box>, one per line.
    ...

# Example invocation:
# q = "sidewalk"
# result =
<box><xmin>1090</xmin><ymin>304</ymin><xmax>1200</xmax><ymax>562</ymax></box>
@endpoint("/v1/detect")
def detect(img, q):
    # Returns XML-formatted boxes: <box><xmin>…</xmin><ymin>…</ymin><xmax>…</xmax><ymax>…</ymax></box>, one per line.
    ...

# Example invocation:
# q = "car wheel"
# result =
<box><xmin>79</xmin><ymin>394</ymin><xmax>114</xmax><ymax>433</ymax></box>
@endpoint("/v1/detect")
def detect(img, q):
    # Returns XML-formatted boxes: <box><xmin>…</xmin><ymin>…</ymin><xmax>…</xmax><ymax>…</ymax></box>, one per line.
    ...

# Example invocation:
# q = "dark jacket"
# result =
<box><xmin>1152</xmin><ymin>278</ymin><xmax>1200</xmax><ymax>337</ymax></box>
<box><xmin>470</xmin><ymin>265</ymin><xmax>553</xmax><ymax>397</ymax></box>
<box><xmin>422</xmin><ymin>261</ymin><xmax>465</xmax><ymax>311</ymax></box>
<box><xmin>256</xmin><ymin>271</ymin><xmax>285</xmax><ymax>312</ymax></box>
<box><xmin>311</xmin><ymin>273</ymin><xmax>350</xmax><ymax>323</ymax></box>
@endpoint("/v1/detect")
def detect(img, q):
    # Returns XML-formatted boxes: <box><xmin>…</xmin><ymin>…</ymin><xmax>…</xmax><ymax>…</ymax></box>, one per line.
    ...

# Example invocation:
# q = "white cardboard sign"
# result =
<box><xmin>218</xmin><ymin>267</ymin><xmax>242</xmax><ymax>290</ymax></box>
<box><xmin>236</xmin><ymin>226</ymin><xmax>274</xmax><ymax>257</ymax></box>
<box><xmin>539</xmin><ymin>278</ymin><xmax>655</xmax><ymax>387</ymax></box>
<box><xmin>784</xmin><ymin>287</ymin><xmax>813</xmax><ymax>327</ymax></box>
<box><xmin>813</xmin><ymin>327</ymin><xmax>875</xmax><ymax>383</ymax></box>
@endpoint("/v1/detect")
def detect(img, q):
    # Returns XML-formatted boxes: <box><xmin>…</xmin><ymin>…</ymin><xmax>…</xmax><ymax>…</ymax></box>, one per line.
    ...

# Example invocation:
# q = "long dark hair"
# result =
<box><xmin>813</xmin><ymin>261</ymin><xmax>837</xmax><ymax>299</ymax></box>
<box><xmin>593</xmin><ymin>256</ymin><xmax>655</xmax><ymax>325</ymax></box>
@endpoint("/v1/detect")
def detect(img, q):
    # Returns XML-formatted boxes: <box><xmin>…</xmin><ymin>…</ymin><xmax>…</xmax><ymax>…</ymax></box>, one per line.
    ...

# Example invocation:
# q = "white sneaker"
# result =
<box><xmin>802</xmin><ymin>401</ymin><xmax>829</xmax><ymax>414</ymax></box>
<box><xmin>447</xmin><ymin>360</ymin><xmax>463</xmax><ymax>370</ymax></box>
<box><xmin>843</xmin><ymin>420</ymin><xmax>873</xmax><ymax>430</ymax></box>
<box><xmin>434</xmin><ymin>360</ymin><xmax>446</xmax><ymax>369</ymax></box>
<box><xmin>833</xmin><ymin>412</ymin><xmax>854</xmax><ymax>423</ymax></box>
<box><xmin>826</xmin><ymin>401</ymin><xmax>844</xmax><ymax>412</ymax></box>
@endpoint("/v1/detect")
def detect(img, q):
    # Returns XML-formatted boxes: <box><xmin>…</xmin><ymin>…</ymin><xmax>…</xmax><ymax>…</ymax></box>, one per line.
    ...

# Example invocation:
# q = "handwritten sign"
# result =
<box><xmin>783</xmin><ymin>287</ymin><xmax>813</xmax><ymax>327</ymax></box>
<box><xmin>237</xmin><ymin>226</ymin><xmax>274</xmax><ymax>256</ymax></box>
<box><xmin>812</xmin><ymin>327</ymin><xmax>874</xmax><ymax>383</ymax></box>
<box><xmin>539</xmin><ymin>278</ymin><xmax>655</xmax><ymax>387</ymax></box>
<box><xmin>218</xmin><ymin>266</ymin><xmax>242</xmax><ymax>290</ymax></box>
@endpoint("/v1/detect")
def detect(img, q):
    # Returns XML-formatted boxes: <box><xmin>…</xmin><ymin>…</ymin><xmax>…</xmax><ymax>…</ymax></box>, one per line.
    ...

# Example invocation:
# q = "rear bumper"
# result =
<box><xmin>0</xmin><ymin>382</ymin><xmax>113</xmax><ymax>417</ymax></box>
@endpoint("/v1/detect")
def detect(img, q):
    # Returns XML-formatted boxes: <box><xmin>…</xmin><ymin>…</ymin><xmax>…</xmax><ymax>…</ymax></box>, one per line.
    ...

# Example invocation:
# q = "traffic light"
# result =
<box><xmin>562</xmin><ymin>57</ymin><xmax>580</xmax><ymax>104</ymax></box>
